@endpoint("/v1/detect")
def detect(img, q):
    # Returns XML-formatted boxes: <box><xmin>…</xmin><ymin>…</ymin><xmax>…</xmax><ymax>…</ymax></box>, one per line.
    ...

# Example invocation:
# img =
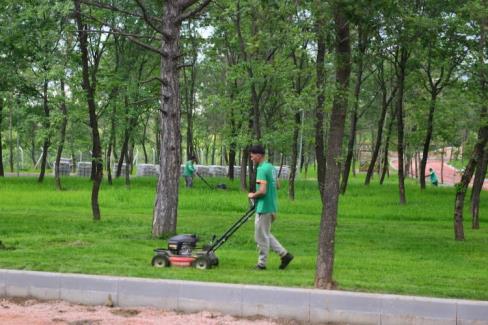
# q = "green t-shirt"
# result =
<box><xmin>430</xmin><ymin>171</ymin><xmax>438</xmax><ymax>183</ymax></box>
<box><xmin>255</xmin><ymin>161</ymin><xmax>277</xmax><ymax>214</ymax></box>
<box><xmin>183</xmin><ymin>160</ymin><xmax>195</xmax><ymax>177</ymax></box>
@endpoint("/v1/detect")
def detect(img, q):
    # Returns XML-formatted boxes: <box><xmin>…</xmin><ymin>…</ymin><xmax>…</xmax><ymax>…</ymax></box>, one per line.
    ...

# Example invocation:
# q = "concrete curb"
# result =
<box><xmin>1</xmin><ymin>269</ymin><xmax>487</xmax><ymax>324</ymax></box>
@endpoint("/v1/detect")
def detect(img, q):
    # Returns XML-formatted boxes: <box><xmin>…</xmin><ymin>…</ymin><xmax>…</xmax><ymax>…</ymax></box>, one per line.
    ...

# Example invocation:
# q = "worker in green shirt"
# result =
<box><xmin>426</xmin><ymin>168</ymin><xmax>439</xmax><ymax>186</ymax></box>
<box><xmin>183</xmin><ymin>156</ymin><xmax>197</xmax><ymax>188</ymax></box>
<box><xmin>247</xmin><ymin>144</ymin><xmax>293</xmax><ymax>270</ymax></box>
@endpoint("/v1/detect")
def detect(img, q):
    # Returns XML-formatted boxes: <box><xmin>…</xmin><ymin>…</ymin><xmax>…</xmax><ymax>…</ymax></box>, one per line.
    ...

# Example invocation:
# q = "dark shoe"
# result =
<box><xmin>255</xmin><ymin>264</ymin><xmax>266</xmax><ymax>270</ymax></box>
<box><xmin>279</xmin><ymin>253</ymin><xmax>294</xmax><ymax>270</ymax></box>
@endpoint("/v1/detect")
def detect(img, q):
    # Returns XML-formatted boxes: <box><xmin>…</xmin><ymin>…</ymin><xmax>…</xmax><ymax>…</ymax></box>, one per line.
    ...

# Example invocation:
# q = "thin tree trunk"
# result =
<box><xmin>74</xmin><ymin>0</ymin><xmax>103</xmax><ymax>221</ymax></box>
<box><xmin>117</xmin><ymin>96</ymin><xmax>132</xmax><ymax>178</ymax></box>
<box><xmin>289</xmin><ymin>44</ymin><xmax>308</xmax><ymax>200</ymax></box>
<box><xmin>228</xmin><ymin>95</ymin><xmax>238</xmax><ymax>180</ymax></box>
<box><xmin>341</xmin><ymin>110</ymin><xmax>357</xmax><ymax>194</ymax></box>
<box><xmin>315</xmin><ymin>3</ymin><xmax>351</xmax><ymax>289</ymax></box>
<box><xmin>117</xmin><ymin>133</ymin><xmax>129</xmax><ymax>177</ymax></box>
<box><xmin>38</xmin><ymin>79</ymin><xmax>50</xmax><ymax>183</ymax></box>
<box><xmin>125</xmin><ymin>143</ymin><xmax>131</xmax><ymax>187</ymax></box>
<box><xmin>314</xmin><ymin>6</ymin><xmax>327</xmax><ymax>200</ymax></box>
<box><xmin>107</xmin><ymin>104</ymin><xmax>116</xmax><ymax>185</ymax></box>
<box><xmin>30</xmin><ymin>128</ymin><xmax>37</xmax><ymax>167</ymax></box>
<box><xmin>414</xmin><ymin>151</ymin><xmax>419</xmax><ymax>179</ymax></box>
<box><xmin>211</xmin><ymin>133</ymin><xmax>216</xmax><ymax>165</ymax></box>
<box><xmin>240</xmin><ymin>147</ymin><xmax>248</xmax><ymax>191</ymax></box>
<box><xmin>341</xmin><ymin>24</ymin><xmax>366</xmax><ymax>194</ymax></box>
<box><xmin>142</xmin><ymin>115</ymin><xmax>149</xmax><ymax>163</ymax></box>
<box><xmin>183</xmin><ymin>24</ymin><xmax>197</xmax><ymax>161</ymax></box>
<box><xmin>289</xmin><ymin>111</ymin><xmax>301</xmax><ymax>200</ymax></box>
<box><xmin>380</xmin><ymin>105</ymin><xmax>397</xmax><ymax>185</ymax></box>
<box><xmin>471</xmin><ymin>147</ymin><xmax>488</xmax><ymax>229</ymax></box>
<box><xmin>55</xmin><ymin>79</ymin><xmax>68</xmax><ymax>190</ymax></box>
<box><xmin>453</xmin><ymin>125</ymin><xmax>487</xmax><ymax>240</ymax></box>
<box><xmin>405</xmin><ymin>153</ymin><xmax>411</xmax><ymax>178</ymax></box>
<box><xmin>420</xmin><ymin>93</ymin><xmax>437</xmax><ymax>189</ymax></box>
<box><xmin>395</xmin><ymin>46</ymin><xmax>408</xmax><ymax>204</ymax></box>
<box><xmin>9</xmin><ymin>103</ymin><xmax>13</xmax><ymax>172</ymax></box>
<box><xmin>440</xmin><ymin>148</ymin><xmax>444</xmax><ymax>184</ymax></box>
<box><xmin>228</xmin><ymin>145</ymin><xmax>236</xmax><ymax>180</ymax></box>
<box><xmin>453</xmin><ymin>15</ymin><xmax>487</xmax><ymax>240</ymax></box>
<box><xmin>155</xmin><ymin>114</ymin><xmax>160</xmax><ymax>165</ymax></box>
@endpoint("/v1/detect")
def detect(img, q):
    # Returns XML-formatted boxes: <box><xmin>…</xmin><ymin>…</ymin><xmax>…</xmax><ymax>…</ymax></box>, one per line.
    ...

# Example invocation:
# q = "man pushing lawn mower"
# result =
<box><xmin>183</xmin><ymin>155</ymin><xmax>197</xmax><ymax>188</ymax></box>
<box><xmin>247</xmin><ymin>144</ymin><xmax>293</xmax><ymax>270</ymax></box>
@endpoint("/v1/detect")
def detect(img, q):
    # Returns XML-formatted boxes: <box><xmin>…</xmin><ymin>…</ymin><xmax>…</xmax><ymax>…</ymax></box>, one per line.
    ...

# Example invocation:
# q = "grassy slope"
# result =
<box><xmin>0</xmin><ymin>174</ymin><xmax>487</xmax><ymax>300</ymax></box>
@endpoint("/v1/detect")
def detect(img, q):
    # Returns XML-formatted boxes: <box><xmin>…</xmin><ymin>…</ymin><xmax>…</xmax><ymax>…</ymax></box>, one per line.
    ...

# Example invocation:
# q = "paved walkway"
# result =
<box><xmin>390</xmin><ymin>158</ymin><xmax>488</xmax><ymax>190</ymax></box>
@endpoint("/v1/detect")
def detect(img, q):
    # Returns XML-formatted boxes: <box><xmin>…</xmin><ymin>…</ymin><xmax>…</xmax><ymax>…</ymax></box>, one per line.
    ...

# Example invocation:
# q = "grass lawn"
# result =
<box><xmin>0</xmin><ymin>173</ymin><xmax>487</xmax><ymax>300</ymax></box>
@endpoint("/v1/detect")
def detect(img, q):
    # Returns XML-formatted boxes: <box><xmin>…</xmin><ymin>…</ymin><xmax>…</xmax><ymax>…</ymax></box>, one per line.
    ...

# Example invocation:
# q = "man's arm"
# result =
<box><xmin>248</xmin><ymin>181</ymin><xmax>267</xmax><ymax>199</ymax></box>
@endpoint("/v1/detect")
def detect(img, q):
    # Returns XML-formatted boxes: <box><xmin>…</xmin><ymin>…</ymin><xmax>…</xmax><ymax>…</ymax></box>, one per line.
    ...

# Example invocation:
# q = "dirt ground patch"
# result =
<box><xmin>0</xmin><ymin>297</ymin><xmax>287</xmax><ymax>324</ymax></box>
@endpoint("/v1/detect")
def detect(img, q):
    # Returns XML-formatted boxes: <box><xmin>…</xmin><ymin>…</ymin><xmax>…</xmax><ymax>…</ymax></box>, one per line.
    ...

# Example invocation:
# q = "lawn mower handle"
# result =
<box><xmin>205</xmin><ymin>204</ymin><xmax>256</xmax><ymax>254</ymax></box>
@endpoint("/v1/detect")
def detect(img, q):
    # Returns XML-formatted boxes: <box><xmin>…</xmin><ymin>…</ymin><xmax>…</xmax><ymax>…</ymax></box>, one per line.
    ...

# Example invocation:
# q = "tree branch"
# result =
<box><xmin>83</xmin><ymin>29</ymin><xmax>155</xmax><ymax>39</ymax></box>
<box><xmin>133</xmin><ymin>0</ymin><xmax>163</xmax><ymax>34</ymax></box>
<box><xmin>83</xmin><ymin>13</ymin><xmax>165</xmax><ymax>56</ymax></box>
<box><xmin>80</xmin><ymin>0</ymin><xmax>162</xmax><ymax>24</ymax></box>
<box><xmin>177</xmin><ymin>0</ymin><xmax>212</xmax><ymax>23</ymax></box>
<box><xmin>140</xmin><ymin>77</ymin><xmax>164</xmax><ymax>85</ymax></box>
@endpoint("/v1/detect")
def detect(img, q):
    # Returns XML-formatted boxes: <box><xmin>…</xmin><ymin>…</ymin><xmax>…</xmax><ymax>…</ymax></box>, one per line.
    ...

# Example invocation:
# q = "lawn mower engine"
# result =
<box><xmin>167</xmin><ymin>234</ymin><xmax>198</xmax><ymax>256</ymax></box>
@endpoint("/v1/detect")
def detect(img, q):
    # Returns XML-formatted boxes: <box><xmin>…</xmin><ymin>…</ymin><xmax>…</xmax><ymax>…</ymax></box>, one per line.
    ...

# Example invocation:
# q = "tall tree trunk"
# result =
<box><xmin>74</xmin><ymin>0</ymin><xmax>103</xmax><ymax>221</ymax></box>
<box><xmin>365</xmin><ymin>66</ymin><xmax>390</xmax><ymax>185</ymax></box>
<box><xmin>453</xmin><ymin>15</ymin><xmax>487</xmax><ymax>240</ymax></box>
<box><xmin>380</xmin><ymin>105</ymin><xmax>397</xmax><ymax>185</ymax></box>
<box><xmin>228</xmin><ymin>144</ymin><xmax>236</xmax><ymax>180</ymax></box>
<box><xmin>30</xmin><ymin>127</ymin><xmax>37</xmax><ymax>167</ymax></box>
<box><xmin>289</xmin><ymin>111</ymin><xmax>301</xmax><ymax>200</ymax></box>
<box><xmin>453</xmin><ymin>120</ymin><xmax>488</xmax><ymax>240</ymax></box>
<box><xmin>340</xmin><ymin>112</ymin><xmax>357</xmax><ymax>194</ymax></box>
<box><xmin>125</xmin><ymin>143</ymin><xmax>131</xmax><ymax>187</ymax></box>
<box><xmin>152</xmin><ymin>1</ymin><xmax>184</xmax><ymax>237</ymax></box>
<box><xmin>117</xmin><ymin>96</ymin><xmax>132</xmax><ymax>178</ymax></box>
<box><xmin>289</xmin><ymin>45</ymin><xmax>308</xmax><ymax>200</ymax></box>
<box><xmin>395</xmin><ymin>46</ymin><xmax>408</xmax><ymax>204</ymax></box>
<box><xmin>211</xmin><ymin>133</ymin><xmax>216</xmax><ymax>165</ymax></box>
<box><xmin>107</xmin><ymin>104</ymin><xmax>116</xmax><ymax>185</ymax></box>
<box><xmin>142</xmin><ymin>115</ymin><xmax>149</xmax><ymax>163</ymax></box>
<box><xmin>471</xmin><ymin>148</ymin><xmax>488</xmax><ymax>229</ymax></box>
<box><xmin>420</xmin><ymin>93</ymin><xmax>437</xmax><ymax>189</ymax></box>
<box><xmin>315</xmin><ymin>4</ymin><xmax>351</xmax><ymax>289</ymax></box>
<box><xmin>155</xmin><ymin>114</ymin><xmax>160</xmax><ymax>165</ymax></box>
<box><xmin>415</xmin><ymin>151</ymin><xmax>419</xmax><ymax>179</ymax></box>
<box><xmin>240</xmin><ymin>146</ymin><xmax>248</xmax><ymax>191</ymax></box>
<box><xmin>117</xmin><ymin>133</ymin><xmax>129</xmax><ymax>177</ymax></box>
<box><xmin>440</xmin><ymin>149</ymin><xmax>444</xmax><ymax>183</ymax></box>
<box><xmin>9</xmin><ymin>103</ymin><xmax>14</xmax><ymax>172</ymax></box>
<box><xmin>314</xmin><ymin>5</ymin><xmax>327</xmax><ymax>200</ymax></box>
<box><xmin>0</xmin><ymin>97</ymin><xmax>4</xmax><ymax>177</ymax></box>
<box><xmin>228</xmin><ymin>96</ymin><xmax>238</xmax><ymax>180</ymax></box>
<box><xmin>38</xmin><ymin>79</ymin><xmax>50</xmax><ymax>183</ymax></box>
<box><xmin>55</xmin><ymin>79</ymin><xmax>68</xmax><ymax>190</ymax></box>
<box><xmin>183</xmin><ymin>25</ymin><xmax>197</xmax><ymax>161</ymax></box>
<box><xmin>341</xmin><ymin>24</ymin><xmax>366</xmax><ymax>194</ymax></box>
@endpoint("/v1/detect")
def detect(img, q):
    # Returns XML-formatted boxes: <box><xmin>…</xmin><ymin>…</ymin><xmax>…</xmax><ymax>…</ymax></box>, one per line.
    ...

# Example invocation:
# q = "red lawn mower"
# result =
<box><xmin>151</xmin><ymin>203</ymin><xmax>256</xmax><ymax>270</ymax></box>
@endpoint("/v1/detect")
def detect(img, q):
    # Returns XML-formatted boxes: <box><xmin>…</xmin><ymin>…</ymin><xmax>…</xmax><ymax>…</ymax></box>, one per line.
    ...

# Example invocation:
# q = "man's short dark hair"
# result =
<box><xmin>250</xmin><ymin>144</ymin><xmax>266</xmax><ymax>155</ymax></box>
